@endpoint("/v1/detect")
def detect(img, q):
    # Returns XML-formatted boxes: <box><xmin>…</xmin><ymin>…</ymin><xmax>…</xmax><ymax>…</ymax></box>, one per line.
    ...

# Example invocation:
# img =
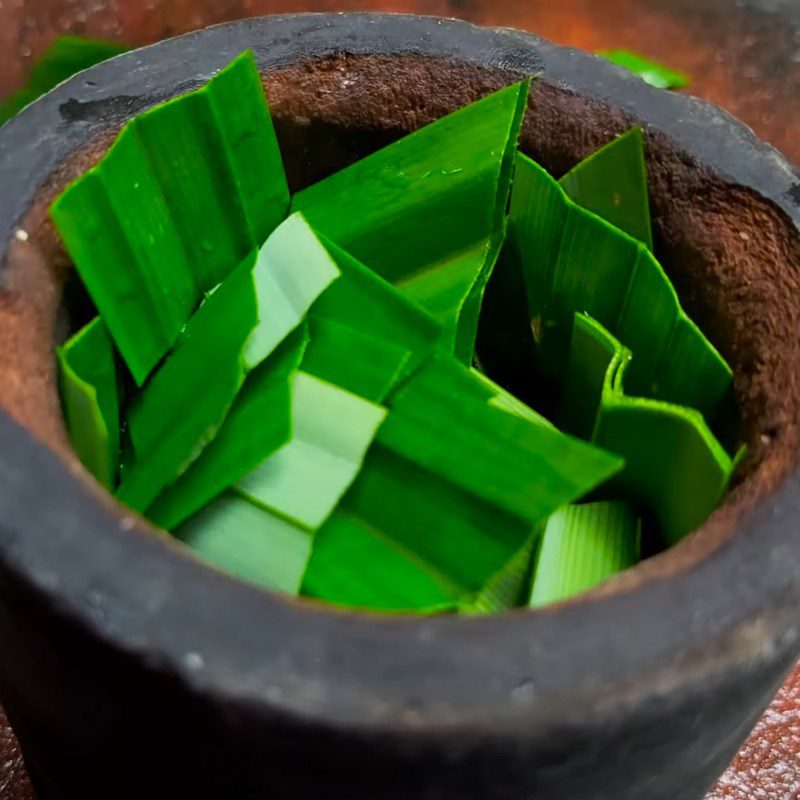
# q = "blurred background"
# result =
<box><xmin>1</xmin><ymin>1</ymin><xmax>799</xmax><ymax>798</ymax></box>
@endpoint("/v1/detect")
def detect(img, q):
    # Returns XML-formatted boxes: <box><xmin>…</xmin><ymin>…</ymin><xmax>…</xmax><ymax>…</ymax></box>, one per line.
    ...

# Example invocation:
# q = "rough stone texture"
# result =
<box><xmin>1</xmin><ymin>5</ymin><xmax>800</xmax><ymax>800</ymax></box>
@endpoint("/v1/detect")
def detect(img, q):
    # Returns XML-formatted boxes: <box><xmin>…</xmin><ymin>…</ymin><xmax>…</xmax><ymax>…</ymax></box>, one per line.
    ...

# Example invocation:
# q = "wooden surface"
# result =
<box><xmin>0</xmin><ymin>1</ymin><xmax>799</xmax><ymax>798</ymax></box>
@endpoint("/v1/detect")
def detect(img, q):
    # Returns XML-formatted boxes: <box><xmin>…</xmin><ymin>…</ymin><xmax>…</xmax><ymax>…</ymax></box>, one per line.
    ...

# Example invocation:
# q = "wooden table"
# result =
<box><xmin>1</xmin><ymin>1</ymin><xmax>799</xmax><ymax>797</ymax></box>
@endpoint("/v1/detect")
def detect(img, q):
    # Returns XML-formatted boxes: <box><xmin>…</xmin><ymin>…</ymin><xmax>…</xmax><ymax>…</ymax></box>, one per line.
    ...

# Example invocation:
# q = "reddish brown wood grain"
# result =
<box><xmin>1</xmin><ymin>1</ymin><xmax>799</xmax><ymax>798</ymax></box>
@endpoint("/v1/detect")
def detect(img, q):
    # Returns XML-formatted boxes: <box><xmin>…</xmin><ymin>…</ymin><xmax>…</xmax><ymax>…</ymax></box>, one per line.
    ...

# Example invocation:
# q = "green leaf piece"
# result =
<box><xmin>51</xmin><ymin>50</ymin><xmax>289</xmax><ymax>384</ymax></box>
<box><xmin>564</xmin><ymin>312</ymin><xmax>733</xmax><ymax>544</ymax></box>
<box><xmin>117</xmin><ymin>214</ymin><xmax>338</xmax><ymax>514</ymax></box>
<box><xmin>242</xmin><ymin>214</ymin><xmax>340</xmax><ymax>369</ymax></box>
<box><xmin>308</xmin><ymin>236</ymin><xmax>443</xmax><ymax>393</ymax></box>
<box><xmin>56</xmin><ymin>317</ymin><xmax>119</xmax><ymax>488</ymax></box>
<box><xmin>146</xmin><ymin>325</ymin><xmax>309</xmax><ymax>530</ymax></box>
<box><xmin>508</xmin><ymin>152</ymin><xmax>732</xmax><ymax>427</ymax></box>
<box><xmin>463</xmin><ymin>531</ymin><xmax>540</xmax><ymax>614</ymax></box>
<box><xmin>301</xmin><ymin>356</ymin><xmax>623</xmax><ymax>612</ymax></box>
<box><xmin>292</xmin><ymin>81</ymin><xmax>529</xmax><ymax>360</ymax></box>
<box><xmin>559</xmin><ymin>127</ymin><xmax>653</xmax><ymax>249</ymax></box>
<box><xmin>150</xmin><ymin>223</ymin><xmax>437</xmax><ymax>530</ymax></box>
<box><xmin>599</xmin><ymin>50</ymin><xmax>690</xmax><ymax>90</ymax></box>
<box><xmin>1</xmin><ymin>36</ymin><xmax>130</xmax><ymax>126</ymax></box>
<box><xmin>52</xmin><ymin>60</ymin><xmax>736</xmax><ymax>614</ymax></box>
<box><xmin>174</xmin><ymin>491</ymin><xmax>311</xmax><ymax>594</ymax></box>
<box><xmin>529</xmin><ymin>502</ymin><xmax>641</xmax><ymax>607</ymax></box>
<box><xmin>302</xmin><ymin>317</ymin><xmax>411</xmax><ymax>403</ymax></box>
<box><xmin>237</xmin><ymin>372</ymin><xmax>387</xmax><ymax>531</ymax></box>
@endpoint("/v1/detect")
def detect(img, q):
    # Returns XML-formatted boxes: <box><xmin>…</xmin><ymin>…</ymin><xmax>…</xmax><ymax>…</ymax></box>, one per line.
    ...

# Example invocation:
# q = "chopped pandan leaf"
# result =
<box><xmin>237</xmin><ymin>372</ymin><xmax>387</xmax><ymax>531</ymax></box>
<box><xmin>146</xmin><ymin>325</ymin><xmax>309</xmax><ymax>530</ymax></box>
<box><xmin>151</xmin><ymin>231</ymin><xmax>440</xmax><ymax>530</ymax></box>
<box><xmin>51</xmin><ymin>51</ymin><xmax>289</xmax><ymax>384</ymax></box>
<box><xmin>116</xmin><ymin>214</ymin><xmax>338</xmax><ymax>513</ymax></box>
<box><xmin>56</xmin><ymin>317</ymin><xmax>119</xmax><ymax>488</ymax></box>
<box><xmin>300</xmin><ymin>356</ymin><xmax>623</xmax><ymax>612</ymax></box>
<box><xmin>599</xmin><ymin>50</ymin><xmax>689</xmax><ymax>90</ymax></box>
<box><xmin>292</xmin><ymin>81</ymin><xmax>529</xmax><ymax>361</ymax></box>
<box><xmin>1</xmin><ymin>36</ymin><xmax>130</xmax><ymax>125</ymax></box>
<box><xmin>529</xmin><ymin>502</ymin><xmax>641</xmax><ymax>607</ymax></box>
<box><xmin>301</xmin><ymin>509</ymin><xmax>461</xmax><ymax>614</ymax></box>
<box><xmin>462</xmin><ymin>531</ymin><xmax>540</xmax><ymax>614</ymax></box>
<box><xmin>302</xmin><ymin>317</ymin><xmax>411</xmax><ymax>403</ymax></box>
<box><xmin>508</xmin><ymin>152</ymin><xmax>733</xmax><ymax>428</ymax></box>
<box><xmin>558</xmin><ymin>127</ymin><xmax>653</xmax><ymax>249</ymax></box>
<box><xmin>564</xmin><ymin>312</ymin><xmax>733</xmax><ymax>544</ymax></box>
<box><xmin>174</xmin><ymin>491</ymin><xmax>311</xmax><ymax>594</ymax></box>
<box><xmin>307</xmin><ymin>235</ymin><xmax>444</xmax><ymax>392</ymax></box>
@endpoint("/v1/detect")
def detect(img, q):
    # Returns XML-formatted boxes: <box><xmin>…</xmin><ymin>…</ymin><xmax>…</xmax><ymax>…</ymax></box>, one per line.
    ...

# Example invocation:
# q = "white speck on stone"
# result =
<box><xmin>14</xmin><ymin>229</ymin><xmax>29</xmax><ymax>242</ymax></box>
<box><xmin>183</xmin><ymin>652</ymin><xmax>205</xmax><ymax>671</ymax></box>
<box><xmin>739</xmin><ymin>231</ymin><xmax>751</xmax><ymax>241</ymax></box>
<box><xmin>510</xmin><ymin>680</ymin><xmax>536</xmax><ymax>703</ymax></box>
<box><xmin>120</xmin><ymin>516</ymin><xmax>136</xmax><ymax>531</ymax></box>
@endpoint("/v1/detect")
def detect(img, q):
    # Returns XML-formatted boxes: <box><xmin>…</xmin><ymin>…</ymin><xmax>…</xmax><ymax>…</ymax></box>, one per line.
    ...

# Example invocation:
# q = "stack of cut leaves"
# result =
<box><xmin>52</xmin><ymin>51</ymin><xmax>738</xmax><ymax>614</ymax></box>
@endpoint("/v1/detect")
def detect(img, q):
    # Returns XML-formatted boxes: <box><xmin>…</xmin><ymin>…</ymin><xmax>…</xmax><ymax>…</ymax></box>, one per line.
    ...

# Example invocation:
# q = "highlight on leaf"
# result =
<box><xmin>49</xmin><ymin>50</ymin><xmax>740</xmax><ymax>616</ymax></box>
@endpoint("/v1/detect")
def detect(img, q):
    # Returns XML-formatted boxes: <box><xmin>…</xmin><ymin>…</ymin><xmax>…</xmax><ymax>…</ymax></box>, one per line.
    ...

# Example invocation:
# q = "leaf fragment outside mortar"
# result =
<box><xmin>0</xmin><ymin>36</ymin><xmax>130</xmax><ymax>126</ymax></box>
<box><xmin>599</xmin><ymin>50</ymin><xmax>690</xmax><ymax>90</ymax></box>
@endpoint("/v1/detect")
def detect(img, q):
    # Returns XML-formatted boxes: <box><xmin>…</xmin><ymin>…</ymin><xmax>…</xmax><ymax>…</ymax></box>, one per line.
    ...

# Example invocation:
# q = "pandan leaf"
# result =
<box><xmin>51</xmin><ymin>51</ymin><xmax>289</xmax><ymax>384</ymax></box>
<box><xmin>1</xmin><ymin>36</ymin><xmax>130</xmax><ymax>125</ymax></box>
<box><xmin>508</xmin><ymin>152</ymin><xmax>732</xmax><ymax>427</ymax></box>
<box><xmin>292</xmin><ymin>81</ymin><xmax>529</xmax><ymax>361</ymax></box>
<box><xmin>529</xmin><ymin>502</ymin><xmax>641</xmax><ymax>607</ymax></box>
<box><xmin>116</xmin><ymin>214</ymin><xmax>338</xmax><ymax>513</ymax></box>
<box><xmin>56</xmin><ymin>317</ymin><xmax>119</xmax><ymax>488</ymax></box>
<box><xmin>301</xmin><ymin>357</ymin><xmax>623</xmax><ymax>612</ymax></box>
<box><xmin>237</xmin><ymin>372</ymin><xmax>387</xmax><ymax>531</ymax></box>
<box><xmin>302</xmin><ymin>317</ymin><xmax>411</xmax><ymax>403</ymax></box>
<box><xmin>174</xmin><ymin>491</ymin><xmax>311</xmax><ymax>594</ymax></box>
<box><xmin>559</xmin><ymin>127</ymin><xmax>653</xmax><ymax>249</ymax></box>
<box><xmin>599</xmin><ymin>50</ymin><xmax>690</xmax><ymax>90</ymax></box>
<box><xmin>564</xmin><ymin>312</ymin><xmax>733</xmax><ymax>544</ymax></box>
<box><xmin>150</xmin><ymin>230</ymin><xmax>440</xmax><ymax>530</ymax></box>
<box><xmin>308</xmin><ymin>235</ymin><xmax>444</xmax><ymax>392</ymax></box>
<box><xmin>146</xmin><ymin>325</ymin><xmax>309</xmax><ymax>530</ymax></box>
<box><xmin>463</xmin><ymin>531</ymin><xmax>540</xmax><ymax>614</ymax></box>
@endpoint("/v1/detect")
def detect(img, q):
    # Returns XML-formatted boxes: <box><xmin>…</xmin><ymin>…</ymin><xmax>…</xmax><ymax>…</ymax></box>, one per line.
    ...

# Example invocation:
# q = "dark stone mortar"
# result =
<box><xmin>1</xmin><ymin>13</ymin><xmax>800</xmax><ymax>800</ymax></box>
